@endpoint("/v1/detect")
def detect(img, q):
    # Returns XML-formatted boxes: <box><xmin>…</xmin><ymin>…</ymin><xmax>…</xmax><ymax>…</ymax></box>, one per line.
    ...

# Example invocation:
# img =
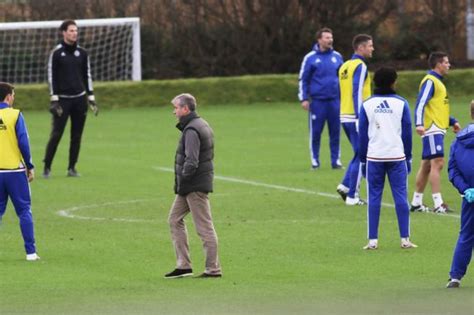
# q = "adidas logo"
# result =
<box><xmin>0</xmin><ymin>117</ymin><xmax>6</xmax><ymax>130</ymax></box>
<box><xmin>374</xmin><ymin>100</ymin><xmax>393</xmax><ymax>113</ymax></box>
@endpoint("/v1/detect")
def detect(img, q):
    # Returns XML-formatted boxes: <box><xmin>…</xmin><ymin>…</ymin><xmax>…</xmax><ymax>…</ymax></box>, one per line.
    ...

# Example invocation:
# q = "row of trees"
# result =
<box><xmin>1</xmin><ymin>0</ymin><xmax>469</xmax><ymax>79</ymax></box>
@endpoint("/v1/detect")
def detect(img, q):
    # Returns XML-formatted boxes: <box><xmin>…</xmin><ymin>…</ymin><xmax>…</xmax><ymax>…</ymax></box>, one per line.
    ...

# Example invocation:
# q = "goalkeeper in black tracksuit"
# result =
<box><xmin>43</xmin><ymin>19</ymin><xmax>98</xmax><ymax>178</ymax></box>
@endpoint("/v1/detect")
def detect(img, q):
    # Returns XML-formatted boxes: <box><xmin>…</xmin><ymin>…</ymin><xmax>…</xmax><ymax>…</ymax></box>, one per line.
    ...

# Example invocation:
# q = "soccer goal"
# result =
<box><xmin>0</xmin><ymin>17</ymin><xmax>141</xmax><ymax>84</ymax></box>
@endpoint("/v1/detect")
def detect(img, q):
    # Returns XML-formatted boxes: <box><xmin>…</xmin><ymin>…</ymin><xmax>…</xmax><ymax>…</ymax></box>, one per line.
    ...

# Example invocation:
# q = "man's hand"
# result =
<box><xmin>301</xmin><ymin>100</ymin><xmax>310</xmax><ymax>111</ymax></box>
<box><xmin>27</xmin><ymin>169</ymin><xmax>34</xmax><ymax>182</ymax></box>
<box><xmin>453</xmin><ymin>122</ymin><xmax>461</xmax><ymax>133</ymax></box>
<box><xmin>415</xmin><ymin>125</ymin><xmax>425</xmax><ymax>136</ymax></box>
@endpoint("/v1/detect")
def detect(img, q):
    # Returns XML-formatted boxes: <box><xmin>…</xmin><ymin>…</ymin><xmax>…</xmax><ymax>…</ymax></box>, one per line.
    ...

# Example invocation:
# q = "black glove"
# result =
<box><xmin>49</xmin><ymin>100</ymin><xmax>63</xmax><ymax>117</ymax></box>
<box><xmin>89</xmin><ymin>98</ymin><xmax>99</xmax><ymax>116</ymax></box>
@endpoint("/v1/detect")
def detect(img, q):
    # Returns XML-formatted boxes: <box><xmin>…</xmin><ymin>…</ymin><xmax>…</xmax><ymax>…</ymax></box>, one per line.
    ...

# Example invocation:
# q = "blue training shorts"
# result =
<box><xmin>421</xmin><ymin>134</ymin><xmax>444</xmax><ymax>160</ymax></box>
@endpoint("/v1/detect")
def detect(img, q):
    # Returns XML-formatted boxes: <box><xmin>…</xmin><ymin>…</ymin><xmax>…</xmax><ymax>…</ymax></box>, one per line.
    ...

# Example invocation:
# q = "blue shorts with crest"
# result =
<box><xmin>421</xmin><ymin>134</ymin><xmax>444</xmax><ymax>160</ymax></box>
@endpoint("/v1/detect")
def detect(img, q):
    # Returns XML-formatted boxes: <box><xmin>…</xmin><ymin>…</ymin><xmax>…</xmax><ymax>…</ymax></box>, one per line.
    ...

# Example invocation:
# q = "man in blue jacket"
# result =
<box><xmin>298</xmin><ymin>27</ymin><xmax>344</xmax><ymax>170</ymax></box>
<box><xmin>446</xmin><ymin>101</ymin><xmax>474</xmax><ymax>288</ymax></box>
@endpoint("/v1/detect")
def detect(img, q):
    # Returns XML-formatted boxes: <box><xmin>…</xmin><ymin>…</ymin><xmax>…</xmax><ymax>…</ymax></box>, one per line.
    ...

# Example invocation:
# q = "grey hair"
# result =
<box><xmin>172</xmin><ymin>93</ymin><xmax>197</xmax><ymax>111</ymax></box>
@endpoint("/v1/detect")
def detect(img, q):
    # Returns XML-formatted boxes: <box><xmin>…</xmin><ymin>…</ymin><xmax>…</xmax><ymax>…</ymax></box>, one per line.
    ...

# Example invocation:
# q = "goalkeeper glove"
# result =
<box><xmin>49</xmin><ymin>95</ymin><xmax>63</xmax><ymax>117</ymax></box>
<box><xmin>463</xmin><ymin>188</ymin><xmax>474</xmax><ymax>203</ymax></box>
<box><xmin>88</xmin><ymin>95</ymin><xmax>99</xmax><ymax>116</ymax></box>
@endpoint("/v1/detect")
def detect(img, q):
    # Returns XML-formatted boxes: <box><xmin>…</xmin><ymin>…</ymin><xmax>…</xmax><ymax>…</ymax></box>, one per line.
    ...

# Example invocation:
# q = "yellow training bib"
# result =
<box><xmin>339</xmin><ymin>58</ymin><xmax>371</xmax><ymax>118</ymax></box>
<box><xmin>0</xmin><ymin>108</ymin><xmax>23</xmax><ymax>169</ymax></box>
<box><xmin>419</xmin><ymin>74</ymin><xmax>450</xmax><ymax>130</ymax></box>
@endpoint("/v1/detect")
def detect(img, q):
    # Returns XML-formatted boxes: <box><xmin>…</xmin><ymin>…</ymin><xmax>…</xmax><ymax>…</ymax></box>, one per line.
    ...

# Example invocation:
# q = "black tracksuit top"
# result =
<box><xmin>48</xmin><ymin>40</ymin><xmax>94</xmax><ymax>97</ymax></box>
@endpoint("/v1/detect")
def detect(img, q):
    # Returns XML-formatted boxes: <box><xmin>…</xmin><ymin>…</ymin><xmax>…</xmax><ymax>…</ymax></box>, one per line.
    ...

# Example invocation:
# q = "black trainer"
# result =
<box><xmin>42</xmin><ymin>168</ymin><xmax>51</xmax><ymax>179</ymax></box>
<box><xmin>410</xmin><ymin>204</ymin><xmax>430</xmax><ymax>212</ymax></box>
<box><xmin>446</xmin><ymin>279</ymin><xmax>461</xmax><ymax>288</ymax></box>
<box><xmin>434</xmin><ymin>203</ymin><xmax>453</xmax><ymax>214</ymax></box>
<box><xmin>196</xmin><ymin>273</ymin><xmax>222</xmax><ymax>278</ymax></box>
<box><xmin>67</xmin><ymin>168</ymin><xmax>80</xmax><ymax>177</ymax></box>
<box><xmin>336</xmin><ymin>188</ymin><xmax>348</xmax><ymax>202</ymax></box>
<box><xmin>164</xmin><ymin>268</ymin><xmax>193</xmax><ymax>279</ymax></box>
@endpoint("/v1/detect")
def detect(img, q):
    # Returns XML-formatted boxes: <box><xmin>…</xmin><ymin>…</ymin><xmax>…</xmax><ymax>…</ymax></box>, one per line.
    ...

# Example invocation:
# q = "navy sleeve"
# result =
<box><xmin>298</xmin><ymin>53</ymin><xmax>314</xmax><ymax>101</ymax></box>
<box><xmin>401</xmin><ymin>101</ymin><xmax>412</xmax><ymax>161</ymax></box>
<box><xmin>15</xmin><ymin>113</ymin><xmax>34</xmax><ymax>170</ymax></box>
<box><xmin>448</xmin><ymin>140</ymin><xmax>469</xmax><ymax>194</ymax></box>
<box><xmin>358</xmin><ymin>105</ymin><xmax>369</xmax><ymax>163</ymax></box>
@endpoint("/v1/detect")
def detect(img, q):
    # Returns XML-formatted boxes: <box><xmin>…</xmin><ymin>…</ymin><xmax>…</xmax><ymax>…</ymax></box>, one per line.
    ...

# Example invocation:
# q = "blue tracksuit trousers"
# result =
<box><xmin>449</xmin><ymin>200</ymin><xmax>474</xmax><ymax>280</ymax></box>
<box><xmin>366</xmin><ymin>161</ymin><xmax>410</xmax><ymax>239</ymax></box>
<box><xmin>0</xmin><ymin>171</ymin><xmax>36</xmax><ymax>254</ymax></box>
<box><xmin>341</xmin><ymin>122</ymin><xmax>361</xmax><ymax>198</ymax></box>
<box><xmin>309</xmin><ymin>99</ymin><xmax>340</xmax><ymax>168</ymax></box>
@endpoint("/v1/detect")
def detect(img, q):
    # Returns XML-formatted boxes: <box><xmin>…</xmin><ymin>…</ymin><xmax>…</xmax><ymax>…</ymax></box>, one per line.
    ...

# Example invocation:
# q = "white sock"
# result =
<box><xmin>411</xmin><ymin>192</ymin><xmax>423</xmax><ymax>206</ymax></box>
<box><xmin>432</xmin><ymin>193</ymin><xmax>443</xmax><ymax>208</ymax></box>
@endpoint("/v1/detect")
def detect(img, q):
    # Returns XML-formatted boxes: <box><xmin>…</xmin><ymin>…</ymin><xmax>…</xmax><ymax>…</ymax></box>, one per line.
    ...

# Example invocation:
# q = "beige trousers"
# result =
<box><xmin>168</xmin><ymin>191</ymin><xmax>221</xmax><ymax>275</ymax></box>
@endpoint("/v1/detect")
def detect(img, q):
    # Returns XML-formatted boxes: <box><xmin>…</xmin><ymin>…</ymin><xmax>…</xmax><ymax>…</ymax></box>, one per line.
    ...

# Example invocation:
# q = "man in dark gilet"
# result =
<box><xmin>164</xmin><ymin>93</ymin><xmax>222</xmax><ymax>279</ymax></box>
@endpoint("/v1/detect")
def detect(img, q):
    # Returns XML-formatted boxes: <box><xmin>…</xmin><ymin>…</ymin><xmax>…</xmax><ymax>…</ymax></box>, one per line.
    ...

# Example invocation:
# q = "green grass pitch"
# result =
<box><xmin>0</xmin><ymin>98</ymin><xmax>473</xmax><ymax>314</ymax></box>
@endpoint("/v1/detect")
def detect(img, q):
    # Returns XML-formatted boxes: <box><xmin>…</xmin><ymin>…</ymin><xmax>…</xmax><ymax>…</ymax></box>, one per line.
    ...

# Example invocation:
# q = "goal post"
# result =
<box><xmin>0</xmin><ymin>17</ymin><xmax>142</xmax><ymax>84</ymax></box>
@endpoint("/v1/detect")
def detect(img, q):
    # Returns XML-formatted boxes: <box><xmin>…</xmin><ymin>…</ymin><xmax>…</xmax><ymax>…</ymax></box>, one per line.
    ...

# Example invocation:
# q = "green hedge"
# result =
<box><xmin>14</xmin><ymin>69</ymin><xmax>474</xmax><ymax>111</ymax></box>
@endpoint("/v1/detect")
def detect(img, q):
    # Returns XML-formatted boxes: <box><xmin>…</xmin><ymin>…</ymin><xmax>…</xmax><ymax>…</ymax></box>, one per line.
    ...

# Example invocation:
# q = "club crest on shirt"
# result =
<box><xmin>61</xmin><ymin>52</ymin><xmax>66</xmax><ymax>57</ymax></box>
<box><xmin>315</xmin><ymin>58</ymin><xmax>321</xmax><ymax>63</ymax></box>
<box><xmin>331</xmin><ymin>57</ymin><xmax>337</xmax><ymax>63</ymax></box>
<box><xmin>74</xmin><ymin>50</ymin><xmax>81</xmax><ymax>57</ymax></box>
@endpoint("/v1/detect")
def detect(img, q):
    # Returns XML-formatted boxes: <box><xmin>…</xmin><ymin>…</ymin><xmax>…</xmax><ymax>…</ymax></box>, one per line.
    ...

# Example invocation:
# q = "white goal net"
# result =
<box><xmin>0</xmin><ymin>17</ymin><xmax>141</xmax><ymax>84</ymax></box>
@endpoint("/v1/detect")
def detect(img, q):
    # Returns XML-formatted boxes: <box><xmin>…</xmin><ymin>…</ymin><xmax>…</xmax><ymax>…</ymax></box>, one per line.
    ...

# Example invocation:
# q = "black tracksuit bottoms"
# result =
<box><xmin>43</xmin><ymin>95</ymin><xmax>88</xmax><ymax>170</ymax></box>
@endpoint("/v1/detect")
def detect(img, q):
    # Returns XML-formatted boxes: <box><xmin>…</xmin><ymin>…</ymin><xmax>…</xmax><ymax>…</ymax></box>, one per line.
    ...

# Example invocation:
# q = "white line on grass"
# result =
<box><xmin>57</xmin><ymin>199</ymin><xmax>156</xmax><ymax>223</ymax></box>
<box><xmin>57</xmin><ymin>194</ymin><xmax>233</xmax><ymax>223</ymax></box>
<box><xmin>152</xmin><ymin>166</ymin><xmax>460</xmax><ymax>219</ymax></box>
<box><xmin>56</xmin><ymin>167</ymin><xmax>461</xmax><ymax>222</ymax></box>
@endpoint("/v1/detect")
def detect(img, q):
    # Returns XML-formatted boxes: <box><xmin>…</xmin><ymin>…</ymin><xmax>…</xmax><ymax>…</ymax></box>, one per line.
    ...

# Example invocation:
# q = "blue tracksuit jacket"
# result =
<box><xmin>448</xmin><ymin>123</ymin><xmax>474</xmax><ymax>280</ymax></box>
<box><xmin>298</xmin><ymin>44</ymin><xmax>343</xmax><ymax>101</ymax></box>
